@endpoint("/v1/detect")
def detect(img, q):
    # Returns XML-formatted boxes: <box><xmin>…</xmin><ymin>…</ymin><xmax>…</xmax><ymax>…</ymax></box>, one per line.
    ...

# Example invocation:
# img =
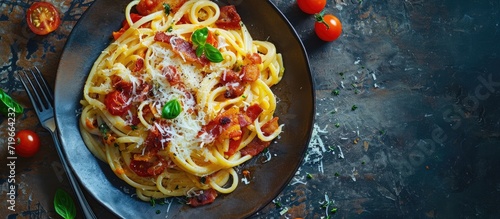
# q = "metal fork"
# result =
<box><xmin>18</xmin><ymin>67</ymin><xmax>97</xmax><ymax>219</ymax></box>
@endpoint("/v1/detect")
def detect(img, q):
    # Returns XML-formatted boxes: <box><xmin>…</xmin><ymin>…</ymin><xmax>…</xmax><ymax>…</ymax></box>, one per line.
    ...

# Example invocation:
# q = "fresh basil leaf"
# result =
<box><xmin>204</xmin><ymin>44</ymin><xmax>223</xmax><ymax>63</ymax></box>
<box><xmin>54</xmin><ymin>189</ymin><xmax>77</xmax><ymax>219</ymax></box>
<box><xmin>195</xmin><ymin>46</ymin><xmax>204</xmax><ymax>58</ymax></box>
<box><xmin>191</xmin><ymin>27</ymin><xmax>208</xmax><ymax>47</ymax></box>
<box><xmin>162</xmin><ymin>99</ymin><xmax>182</xmax><ymax>119</ymax></box>
<box><xmin>0</xmin><ymin>88</ymin><xmax>23</xmax><ymax>116</ymax></box>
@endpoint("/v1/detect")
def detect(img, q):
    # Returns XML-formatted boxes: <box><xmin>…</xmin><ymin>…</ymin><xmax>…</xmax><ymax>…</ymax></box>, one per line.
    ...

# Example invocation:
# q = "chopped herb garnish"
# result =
<box><xmin>98</xmin><ymin>123</ymin><xmax>110</xmax><ymax>135</ymax></box>
<box><xmin>156</xmin><ymin>210</ymin><xmax>161</xmax><ymax>214</ymax></box>
<box><xmin>332</xmin><ymin>89</ymin><xmax>340</xmax><ymax>96</ymax></box>
<box><xmin>351</xmin><ymin>105</ymin><xmax>358</xmax><ymax>111</ymax></box>
<box><xmin>334</xmin><ymin>172</ymin><xmax>340</xmax><ymax>177</ymax></box>
<box><xmin>331</xmin><ymin>207</ymin><xmax>338</xmax><ymax>213</ymax></box>
<box><xmin>163</xmin><ymin>3</ymin><xmax>171</xmax><ymax>15</ymax></box>
<box><xmin>150</xmin><ymin>198</ymin><xmax>156</xmax><ymax>207</ymax></box>
<box><xmin>306</xmin><ymin>173</ymin><xmax>313</xmax><ymax>179</ymax></box>
<box><xmin>334</xmin><ymin>123</ymin><xmax>340</xmax><ymax>128</ymax></box>
<box><xmin>200</xmin><ymin>176</ymin><xmax>206</xmax><ymax>184</ymax></box>
<box><xmin>130</xmin><ymin>125</ymin><xmax>138</xmax><ymax>130</ymax></box>
<box><xmin>274</xmin><ymin>201</ymin><xmax>282</xmax><ymax>208</ymax></box>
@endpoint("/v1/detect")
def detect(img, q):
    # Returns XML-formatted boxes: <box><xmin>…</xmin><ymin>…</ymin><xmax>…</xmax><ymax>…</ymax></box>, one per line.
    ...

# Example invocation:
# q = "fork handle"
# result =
<box><xmin>52</xmin><ymin>131</ymin><xmax>97</xmax><ymax>219</ymax></box>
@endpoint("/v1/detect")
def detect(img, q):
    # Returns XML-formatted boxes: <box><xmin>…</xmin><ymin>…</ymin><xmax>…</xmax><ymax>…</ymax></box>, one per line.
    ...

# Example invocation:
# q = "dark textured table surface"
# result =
<box><xmin>1</xmin><ymin>0</ymin><xmax>500</xmax><ymax>218</ymax></box>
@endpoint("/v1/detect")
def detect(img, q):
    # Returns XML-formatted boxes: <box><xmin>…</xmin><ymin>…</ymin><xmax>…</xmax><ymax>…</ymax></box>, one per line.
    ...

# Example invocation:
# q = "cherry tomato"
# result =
<box><xmin>26</xmin><ymin>2</ymin><xmax>61</xmax><ymax>35</ymax></box>
<box><xmin>314</xmin><ymin>14</ymin><xmax>342</xmax><ymax>42</ymax></box>
<box><xmin>297</xmin><ymin>0</ymin><xmax>326</xmax><ymax>14</ymax></box>
<box><xmin>104</xmin><ymin>90</ymin><xmax>131</xmax><ymax>116</ymax></box>
<box><xmin>15</xmin><ymin>130</ymin><xmax>41</xmax><ymax>158</ymax></box>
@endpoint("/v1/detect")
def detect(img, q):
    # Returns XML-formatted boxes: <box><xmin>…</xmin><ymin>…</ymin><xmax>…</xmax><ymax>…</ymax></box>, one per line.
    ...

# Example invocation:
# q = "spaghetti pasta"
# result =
<box><xmin>79</xmin><ymin>0</ymin><xmax>284</xmax><ymax>206</ymax></box>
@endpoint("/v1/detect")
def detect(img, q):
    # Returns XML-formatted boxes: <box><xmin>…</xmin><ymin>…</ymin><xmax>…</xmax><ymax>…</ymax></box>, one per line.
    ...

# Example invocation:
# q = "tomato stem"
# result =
<box><xmin>315</xmin><ymin>13</ymin><xmax>330</xmax><ymax>29</ymax></box>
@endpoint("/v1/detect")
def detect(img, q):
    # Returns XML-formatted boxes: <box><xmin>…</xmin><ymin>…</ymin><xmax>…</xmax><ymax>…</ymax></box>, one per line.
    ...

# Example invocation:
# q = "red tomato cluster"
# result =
<box><xmin>296</xmin><ymin>0</ymin><xmax>342</xmax><ymax>42</ymax></box>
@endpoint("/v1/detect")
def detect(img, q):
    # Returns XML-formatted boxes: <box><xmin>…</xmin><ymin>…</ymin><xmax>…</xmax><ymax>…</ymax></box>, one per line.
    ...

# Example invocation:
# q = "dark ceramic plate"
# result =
<box><xmin>55</xmin><ymin>0</ymin><xmax>314</xmax><ymax>218</ymax></box>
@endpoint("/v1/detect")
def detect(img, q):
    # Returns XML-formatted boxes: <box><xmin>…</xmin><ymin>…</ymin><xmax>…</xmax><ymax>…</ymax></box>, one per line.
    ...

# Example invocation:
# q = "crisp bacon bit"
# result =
<box><xmin>226</xmin><ymin>138</ymin><xmax>241</xmax><ymax>157</ymax></box>
<box><xmin>241</xmin><ymin>64</ymin><xmax>260</xmax><ymax>82</ymax></box>
<box><xmin>111</xmin><ymin>75</ymin><xmax>132</xmax><ymax>94</ymax></box>
<box><xmin>162</xmin><ymin>65</ymin><xmax>182</xmax><ymax>85</ymax></box>
<box><xmin>199</xmin><ymin>107</ymin><xmax>242</xmax><ymax>142</ymax></box>
<box><xmin>220</xmin><ymin>117</ymin><xmax>231</xmax><ymax>125</ymax></box>
<box><xmin>136</xmin><ymin>0</ymin><xmax>187</xmax><ymax>16</ymax></box>
<box><xmin>133</xmin><ymin>58</ymin><xmax>144</xmax><ymax>72</ymax></box>
<box><xmin>242</xmin><ymin>170</ymin><xmax>250</xmax><ymax>178</ymax></box>
<box><xmin>224</xmin><ymin>83</ymin><xmax>245</xmax><ymax>98</ymax></box>
<box><xmin>245</xmin><ymin>104</ymin><xmax>263</xmax><ymax>121</ymax></box>
<box><xmin>246</xmin><ymin>53</ymin><xmax>262</xmax><ymax>64</ymax></box>
<box><xmin>240</xmin><ymin>138</ymin><xmax>271</xmax><ymax>156</ymax></box>
<box><xmin>154</xmin><ymin>32</ymin><xmax>209</xmax><ymax>66</ymax></box>
<box><xmin>261</xmin><ymin>117</ymin><xmax>280</xmax><ymax>136</ymax></box>
<box><xmin>215</xmin><ymin>5</ymin><xmax>242</xmax><ymax>30</ymax></box>
<box><xmin>144</xmin><ymin>125</ymin><xmax>164</xmax><ymax>149</ymax></box>
<box><xmin>134</xmin><ymin>82</ymin><xmax>152</xmax><ymax>102</ymax></box>
<box><xmin>154</xmin><ymin>31</ymin><xmax>173</xmax><ymax>43</ymax></box>
<box><xmin>221</xmin><ymin>70</ymin><xmax>245</xmax><ymax>98</ymax></box>
<box><xmin>238</xmin><ymin>114</ymin><xmax>252</xmax><ymax>128</ymax></box>
<box><xmin>221</xmin><ymin>69</ymin><xmax>240</xmax><ymax>83</ymax></box>
<box><xmin>187</xmin><ymin>189</ymin><xmax>218</xmax><ymax>207</ymax></box>
<box><xmin>85</xmin><ymin>118</ymin><xmax>97</xmax><ymax>129</ymax></box>
<box><xmin>170</xmin><ymin>37</ymin><xmax>209</xmax><ymax>65</ymax></box>
<box><xmin>206</xmin><ymin>30</ymin><xmax>218</xmax><ymax>48</ymax></box>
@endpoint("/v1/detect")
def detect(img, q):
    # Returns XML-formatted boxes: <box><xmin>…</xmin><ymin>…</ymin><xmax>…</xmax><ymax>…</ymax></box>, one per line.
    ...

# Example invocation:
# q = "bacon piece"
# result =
<box><xmin>226</xmin><ymin>138</ymin><xmax>241</xmax><ymax>157</ymax></box>
<box><xmin>215</xmin><ymin>5</ymin><xmax>241</xmax><ymax>30</ymax></box>
<box><xmin>111</xmin><ymin>75</ymin><xmax>133</xmax><ymax>94</ymax></box>
<box><xmin>199</xmin><ymin>107</ymin><xmax>242</xmax><ymax>142</ymax></box>
<box><xmin>261</xmin><ymin>117</ymin><xmax>279</xmax><ymax>136</ymax></box>
<box><xmin>162</xmin><ymin>65</ymin><xmax>182</xmax><ymax>86</ymax></box>
<box><xmin>246</xmin><ymin>53</ymin><xmax>262</xmax><ymax>64</ymax></box>
<box><xmin>136</xmin><ymin>0</ymin><xmax>187</xmax><ymax>16</ymax></box>
<box><xmin>154</xmin><ymin>31</ymin><xmax>173</xmax><ymax>43</ymax></box>
<box><xmin>206</xmin><ymin>30</ymin><xmax>218</xmax><ymax>48</ymax></box>
<box><xmin>241</xmin><ymin>64</ymin><xmax>260</xmax><ymax>82</ymax></box>
<box><xmin>245</xmin><ymin>104</ymin><xmax>263</xmax><ymax>121</ymax></box>
<box><xmin>134</xmin><ymin>82</ymin><xmax>152</xmax><ymax>102</ymax></box>
<box><xmin>144</xmin><ymin>125</ymin><xmax>166</xmax><ymax>149</ymax></box>
<box><xmin>187</xmin><ymin>189</ymin><xmax>218</xmax><ymax>207</ymax></box>
<box><xmin>221</xmin><ymin>70</ymin><xmax>245</xmax><ymax>98</ymax></box>
<box><xmin>133</xmin><ymin>58</ymin><xmax>144</xmax><ymax>72</ymax></box>
<box><xmin>154</xmin><ymin>32</ymin><xmax>209</xmax><ymax>66</ymax></box>
<box><xmin>238</xmin><ymin>104</ymin><xmax>263</xmax><ymax>128</ymax></box>
<box><xmin>240</xmin><ymin>138</ymin><xmax>271</xmax><ymax>156</ymax></box>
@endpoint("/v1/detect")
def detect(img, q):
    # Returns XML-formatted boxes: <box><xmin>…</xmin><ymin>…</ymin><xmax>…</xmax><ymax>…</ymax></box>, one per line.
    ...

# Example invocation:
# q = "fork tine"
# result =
<box><xmin>18</xmin><ymin>70</ymin><xmax>43</xmax><ymax>114</ymax></box>
<box><xmin>31</xmin><ymin>66</ymin><xmax>54</xmax><ymax>103</ymax></box>
<box><xmin>19</xmin><ymin>67</ymin><xmax>53</xmax><ymax>113</ymax></box>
